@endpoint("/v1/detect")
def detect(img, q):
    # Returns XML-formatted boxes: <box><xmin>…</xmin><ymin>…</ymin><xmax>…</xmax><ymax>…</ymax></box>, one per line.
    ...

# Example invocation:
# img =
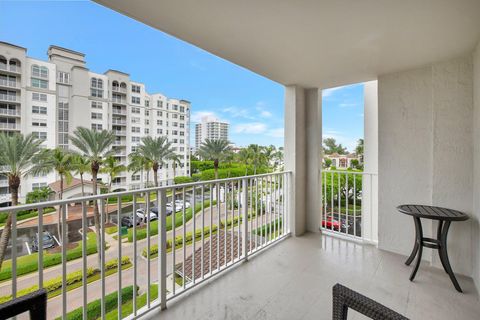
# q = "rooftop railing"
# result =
<box><xmin>0</xmin><ymin>172</ymin><xmax>291</xmax><ymax>319</ymax></box>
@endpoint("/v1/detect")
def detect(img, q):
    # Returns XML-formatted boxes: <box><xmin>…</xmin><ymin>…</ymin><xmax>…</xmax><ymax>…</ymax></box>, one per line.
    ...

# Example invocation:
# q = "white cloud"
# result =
<box><xmin>234</xmin><ymin>122</ymin><xmax>268</xmax><ymax>134</ymax></box>
<box><xmin>259</xmin><ymin>110</ymin><xmax>272</xmax><ymax>118</ymax></box>
<box><xmin>222</xmin><ymin>106</ymin><xmax>254</xmax><ymax>120</ymax></box>
<box><xmin>339</xmin><ymin>103</ymin><xmax>358</xmax><ymax>108</ymax></box>
<box><xmin>266</xmin><ymin>128</ymin><xmax>284</xmax><ymax>138</ymax></box>
<box><xmin>191</xmin><ymin>111</ymin><xmax>227</xmax><ymax>123</ymax></box>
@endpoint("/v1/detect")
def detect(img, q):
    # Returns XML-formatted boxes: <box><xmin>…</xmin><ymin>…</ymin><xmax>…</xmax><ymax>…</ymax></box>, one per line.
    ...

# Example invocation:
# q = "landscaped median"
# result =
<box><xmin>0</xmin><ymin>207</ymin><xmax>56</xmax><ymax>227</ymax></box>
<box><xmin>0</xmin><ymin>231</ymin><xmax>105</xmax><ymax>282</ymax></box>
<box><xmin>142</xmin><ymin>225</ymin><xmax>218</xmax><ymax>259</ymax></box>
<box><xmin>0</xmin><ymin>256</ymin><xmax>131</xmax><ymax>304</ymax></box>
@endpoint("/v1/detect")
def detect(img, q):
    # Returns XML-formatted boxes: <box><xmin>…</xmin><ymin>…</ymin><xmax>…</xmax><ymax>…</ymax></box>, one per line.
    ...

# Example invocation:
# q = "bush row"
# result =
<box><xmin>0</xmin><ymin>207</ymin><xmax>55</xmax><ymax>225</ymax></box>
<box><xmin>142</xmin><ymin>225</ymin><xmax>218</xmax><ymax>258</ymax></box>
<box><xmin>60</xmin><ymin>285</ymin><xmax>137</xmax><ymax>320</ymax></box>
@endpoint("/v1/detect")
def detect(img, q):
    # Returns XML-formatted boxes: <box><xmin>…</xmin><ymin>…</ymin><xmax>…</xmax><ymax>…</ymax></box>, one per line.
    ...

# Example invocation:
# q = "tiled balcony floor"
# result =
<box><xmin>144</xmin><ymin>233</ymin><xmax>479</xmax><ymax>320</ymax></box>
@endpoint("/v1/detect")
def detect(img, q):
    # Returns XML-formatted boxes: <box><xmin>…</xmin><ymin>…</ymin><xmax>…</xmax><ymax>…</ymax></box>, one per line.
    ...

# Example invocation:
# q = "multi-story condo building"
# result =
<box><xmin>0</xmin><ymin>41</ymin><xmax>191</xmax><ymax>205</ymax></box>
<box><xmin>195</xmin><ymin>115</ymin><xmax>229</xmax><ymax>150</ymax></box>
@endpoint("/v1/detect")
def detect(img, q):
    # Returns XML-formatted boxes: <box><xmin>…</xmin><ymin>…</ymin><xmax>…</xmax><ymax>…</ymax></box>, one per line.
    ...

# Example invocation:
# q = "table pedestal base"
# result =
<box><xmin>405</xmin><ymin>217</ymin><xmax>463</xmax><ymax>292</ymax></box>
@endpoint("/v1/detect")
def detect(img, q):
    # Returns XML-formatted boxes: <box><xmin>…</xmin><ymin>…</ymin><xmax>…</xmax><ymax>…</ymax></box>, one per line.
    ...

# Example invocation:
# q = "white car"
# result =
<box><xmin>136</xmin><ymin>208</ymin><xmax>157</xmax><ymax>222</ymax></box>
<box><xmin>175</xmin><ymin>199</ymin><xmax>191</xmax><ymax>209</ymax></box>
<box><xmin>167</xmin><ymin>202</ymin><xmax>183</xmax><ymax>212</ymax></box>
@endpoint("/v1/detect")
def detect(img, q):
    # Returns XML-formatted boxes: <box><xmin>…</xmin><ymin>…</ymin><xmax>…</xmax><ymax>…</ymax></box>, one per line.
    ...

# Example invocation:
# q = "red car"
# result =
<box><xmin>322</xmin><ymin>217</ymin><xmax>340</xmax><ymax>230</ymax></box>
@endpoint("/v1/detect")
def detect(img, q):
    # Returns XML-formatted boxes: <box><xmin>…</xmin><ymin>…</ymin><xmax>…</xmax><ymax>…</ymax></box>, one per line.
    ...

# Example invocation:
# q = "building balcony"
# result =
<box><xmin>0</xmin><ymin>108</ymin><xmax>20</xmax><ymax>117</ymax></box>
<box><xmin>112</xmin><ymin>140</ymin><xmax>125</xmax><ymax>146</ymax></box>
<box><xmin>113</xmin><ymin>130</ymin><xmax>126</xmax><ymax>136</ymax></box>
<box><xmin>0</xmin><ymin>64</ymin><xmax>21</xmax><ymax>74</ymax></box>
<box><xmin>112</xmin><ymin>119</ymin><xmax>127</xmax><ymax>125</ymax></box>
<box><xmin>0</xmin><ymin>122</ymin><xmax>19</xmax><ymax>130</ymax></box>
<box><xmin>0</xmin><ymin>94</ymin><xmax>18</xmax><ymax>103</ymax></box>
<box><xmin>112</xmin><ymin>97</ymin><xmax>127</xmax><ymax>105</ymax></box>
<box><xmin>0</xmin><ymin>179</ymin><xmax>8</xmax><ymax>187</ymax></box>
<box><xmin>0</xmin><ymin>79</ymin><xmax>20</xmax><ymax>90</ymax></box>
<box><xmin>112</xmin><ymin>108</ymin><xmax>127</xmax><ymax>115</ymax></box>
<box><xmin>112</xmin><ymin>86</ymin><xmax>127</xmax><ymax>94</ymax></box>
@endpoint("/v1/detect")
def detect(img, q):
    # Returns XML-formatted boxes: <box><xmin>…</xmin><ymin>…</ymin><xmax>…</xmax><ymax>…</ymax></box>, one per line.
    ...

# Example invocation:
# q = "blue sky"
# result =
<box><xmin>0</xmin><ymin>0</ymin><xmax>363</xmax><ymax>151</ymax></box>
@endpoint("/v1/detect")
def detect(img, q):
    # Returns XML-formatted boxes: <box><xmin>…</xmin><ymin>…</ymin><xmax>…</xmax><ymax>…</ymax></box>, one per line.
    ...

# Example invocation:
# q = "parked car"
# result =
<box><xmin>175</xmin><ymin>199</ymin><xmax>191</xmax><ymax>209</ymax></box>
<box><xmin>322</xmin><ymin>217</ymin><xmax>340</xmax><ymax>231</ymax></box>
<box><xmin>167</xmin><ymin>202</ymin><xmax>182</xmax><ymax>212</ymax></box>
<box><xmin>31</xmin><ymin>231</ymin><xmax>56</xmax><ymax>252</ymax></box>
<box><xmin>150</xmin><ymin>206</ymin><xmax>173</xmax><ymax>217</ymax></box>
<box><xmin>136</xmin><ymin>208</ymin><xmax>157</xmax><ymax>222</ymax></box>
<box><xmin>121</xmin><ymin>215</ymin><xmax>141</xmax><ymax>228</ymax></box>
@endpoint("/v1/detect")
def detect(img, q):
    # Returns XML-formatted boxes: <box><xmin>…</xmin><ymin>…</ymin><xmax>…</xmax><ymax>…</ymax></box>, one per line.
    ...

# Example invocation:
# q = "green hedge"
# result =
<box><xmin>59</xmin><ymin>285</ymin><xmax>137</xmax><ymax>320</ymax></box>
<box><xmin>127</xmin><ymin>200</ymin><xmax>217</xmax><ymax>242</ymax></box>
<box><xmin>199</xmin><ymin>166</ymin><xmax>269</xmax><ymax>181</ymax></box>
<box><xmin>0</xmin><ymin>232</ymin><xmax>101</xmax><ymax>282</ymax></box>
<box><xmin>0</xmin><ymin>207</ymin><xmax>56</xmax><ymax>225</ymax></box>
<box><xmin>254</xmin><ymin>218</ymin><xmax>283</xmax><ymax>237</ymax></box>
<box><xmin>105</xmin><ymin>284</ymin><xmax>158</xmax><ymax>320</ymax></box>
<box><xmin>0</xmin><ymin>257</ymin><xmax>131</xmax><ymax>304</ymax></box>
<box><xmin>174</xmin><ymin>176</ymin><xmax>194</xmax><ymax>184</ymax></box>
<box><xmin>142</xmin><ymin>225</ymin><xmax>218</xmax><ymax>258</ymax></box>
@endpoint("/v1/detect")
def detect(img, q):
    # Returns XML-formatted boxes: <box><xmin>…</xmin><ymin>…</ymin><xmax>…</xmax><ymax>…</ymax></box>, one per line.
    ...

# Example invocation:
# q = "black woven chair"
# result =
<box><xmin>333</xmin><ymin>284</ymin><xmax>408</xmax><ymax>320</ymax></box>
<box><xmin>0</xmin><ymin>288</ymin><xmax>47</xmax><ymax>320</ymax></box>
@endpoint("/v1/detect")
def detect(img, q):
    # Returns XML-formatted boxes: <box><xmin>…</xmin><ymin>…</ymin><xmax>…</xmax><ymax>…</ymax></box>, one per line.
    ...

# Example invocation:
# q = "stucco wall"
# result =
<box><xmin>378</xmin><ymin>55</ymin><xmax>474</xmax><ymax>277</ymax></box>
<box><xmin>473</xmin><ymin>41</ymin><xmax>480</xmax><ymax>290</ymax></box>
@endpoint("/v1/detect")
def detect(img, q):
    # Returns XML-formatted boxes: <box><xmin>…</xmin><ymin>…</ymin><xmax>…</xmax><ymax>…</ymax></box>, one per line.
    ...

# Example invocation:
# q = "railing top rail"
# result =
<box><xmin>323</xmin><ymin>170</ymin><xmax>378</xmax><ymax>176</ymax></box>
<box><xmin>0</xmin><ymin>171</ymin><xmax>292</xmax><ymax>214</ymax></box>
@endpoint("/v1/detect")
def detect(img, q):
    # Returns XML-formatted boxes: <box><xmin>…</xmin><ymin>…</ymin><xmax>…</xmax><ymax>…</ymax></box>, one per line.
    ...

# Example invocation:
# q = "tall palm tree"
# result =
<box><xmin>136</xmin><ymin>136</ymin><xmax>174</xmax><ymax>187</ymax></box>
<box><xmin>248</xmin><ymin>144</ymin><xmax>265</xmax><ymax>175</ymax></box>
<box><xmin>237</xmin><ymin>148</ymin><xmax>251</xmax><ymax>175</ymax></box>
<box><xmin>71</xmin><ymin>154</ymin><xmax>90</xmax><ymax>197</ymax></box>
<box><xmin>69</xmin><ymin>127</ymin><xmax>115</xmax><ymax>267</ymax></box>
<box><xmin>168</xmin><ymin>153</ymin><xmax>182</xmax><ymax>183</ymax></box>
<box><xmin>101</xmin><ymin>156</ymin><xmax>126</xmax><ymax>193</ymax></box>
<box><xmin>197</xmin><ymin>139</ymin><xmax>231</xmax><ymax>180</ymax></box>
<box><xmin>38</xmin><ymin>148</ymin><xmax>74</xmax><ymax>243</ymax></box>
<box><xmin>0</xmin><ymin>133</ymin><xmax>44</xmax><ymax>269</ymax></box>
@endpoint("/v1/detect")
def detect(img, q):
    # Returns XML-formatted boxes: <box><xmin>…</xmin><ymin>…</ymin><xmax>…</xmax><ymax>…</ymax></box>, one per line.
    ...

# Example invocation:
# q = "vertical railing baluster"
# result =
<box><xmin>216</xmin><ymin>182</ymin><xmax>220</xmax><ymax>271</ymax></box>
<box><xmin>268</xmin><ymin>175</ymin><xmax>272</xmax><ymax>242</ymax></box>
<box><xmin>117</xmin><ymin>196</ymin><xmax>122</xmax><ymax>317</ymax></box>
<box><xmin>192</xmin><ymin>186</ymin><xmax>196</xmax><ymax>284</ymax></box>
<box><xmin>182</xmin><ymin>187</ymin><xmax>186</xmax><ymax>289</ymax></box>
<box><xmin>146</xmin><ymin>191</ymin><xmax>151</xmax><ymax>307</ymax></box>
<box><xmin>37</xmin><ymin>207</ymin><xmax>43</xmax><ymax>290</ymax></box>
<box><xmin>255</xmin><ymin>177</ymin><xmax>258</xmax><ymax>250</ymax></box>
<box><xmin>61</xmin><ymin>203</ymin><xmax>67</xmax><ymax>320</ymax></box>
<box><xmin>237</xmin><ymin>180</ymin><xmax>241</xmax><ymax>260</ymax></box>
<box><xmin>242</xmin><ymin>178</ymin><xmax>248</xmax><ymax>260</ymax></box>
<box><xmin>172</xmin><ymin>188</ymin><xmax>176</xmax><ymax>295</ymax></box>
<box><xmin>323</xmin><ymin>171</ymin><xmax>327</xmax><ymax>230</ymax></box>
<box><xmin>81</xmin><ymin>202</ymin><xmax>87</xmax><ymax>320</ymax></box>
<box><xmin>331</xmin><ymin>172</ymin><xmax>334</xmax><ymax>231</ymax></box>
<box><xmin>159</xmin><ymin>189</ymin><xmax>167</xmax><ymax>310</ymax></box>
<box><xmin>338</xmin><ymin>172</ymin><xmax>341</xmax><ymax>234</ymax></box>
<box><xmin>249</xmin><ymin>178</ymin><xmax>253</xmax><ymax>252</ymax></box>
<box><xmin>201</xmin><ymin>185</ymin><xmax>205</xmax><ymax>280</ymax></box>
<box><xmin>223</xmin><ymin>183</ymin><xmax>227</xmax><ymax>266</ymax></box>
<box><xmin>353</xmin><ymin>175</ymin><xmax>357</xmax><ymax>238</ymax></box>
<box><xmin>132</xmin><ymin>194</ymin><xmax>138</xmax><ymax>316</ymax></box>
<box><xmin>100</xmin><ymin>200</ymin><xmax>106</xmax><ymax>320</ymax></box>
<box><xmin>209</xmin><ymin>183</ymin><xmax>212</xmax><ymax>275</ymax></box>
<box><xmin>346</xmin><ymin>173</ymin><xmax>349</xmax><ymax>236</ymax></box>
<box><xmin>11</xmin><ymin>211</ymin><xmax>17</xmax><ymax>301</ymax></box>
<box><xmin>261</xmin><ymin>177</ymin><xmax>265</xmax><ymax>246</ymax></box>
<box><xmin>230</xmin><ymin>181</ymin><xmax>234</xmax><ymax>263</ymax></box>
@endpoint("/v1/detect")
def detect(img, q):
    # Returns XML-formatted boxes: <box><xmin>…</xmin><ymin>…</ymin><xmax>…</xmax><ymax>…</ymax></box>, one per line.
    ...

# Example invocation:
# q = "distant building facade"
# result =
<box><xmin>0</xmin><ymin>41</ymin><xmax>191</xmax><ymax>204</ymax></box>
<box><xmin>195</xmin><ymin>115</ymin><xmax>229</xmax><ymax>150</ymax></box>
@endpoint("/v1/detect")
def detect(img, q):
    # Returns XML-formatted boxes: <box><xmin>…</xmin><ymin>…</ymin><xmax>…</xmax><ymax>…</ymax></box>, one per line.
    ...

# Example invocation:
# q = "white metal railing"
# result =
<box><xmin>0</xmin><ymin>172</ymin><xmax>291</xmax><ymax>319</ymax></box>
<box><xmin>0</xmin><ymin>179</ymin><xmax>8</xmax><ymax>187</ymax></box>
<box><xmin>0</xmin><ymin>64</ymin><xmax>21</xmax><ymax>73</ymax></box>
<box><xmin>0</xmin><ymin>122</ymin><xmax>19</xmax><ymax>130</ymax></box>
<box><xmin>113</xmin><ymin>130</ymin><xmax>126</xmax><ymax>136</ymax></box>
<box><xmin>321</xmin><ymin>170</ymin><xmax>378</xmax><ymax>243</ymax></box>
<box><xmin>112</xmin><ymin>97</ymin><xmax>127</xmax><ymax>104</ymax></box>
<box><xmin>112</xmin><ymin>87</ymin><xmax>127</xmax><ymax>94</ymax></box>
<box><xmin>0</xmin><ymin>79</ymin><xmax>19</xmax><ymax>88</ymax></box>
<box><xmin>0</xmin><ymin>108</ymin><xmax>20</xmax><ymax>116</ymax></box>
<box><xmin>113</xmin><ymin>141</ymin><xmax>125</xmax><ymax>146</ymax></box>
<box><xmin>112</xmin><ymin>109</ymin><xmax>127</xmax><ymax>115</ymax></box>
<box><xmin>0</xmin><ymin>94</ymin><xmax>17</xmax><ymax>102</ymax></box>
<box><xmin>112</xmin><ymin>119</ymin><xmax>127</xmax><ymax>125</ymax></box>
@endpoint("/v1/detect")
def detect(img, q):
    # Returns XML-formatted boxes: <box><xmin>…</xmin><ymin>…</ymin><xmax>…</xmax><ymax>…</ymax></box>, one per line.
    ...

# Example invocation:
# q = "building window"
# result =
<box><xmin>157</xmin><ymin>129</ymin><xmax>163</xmax><ymax>134</ymax></box>
<box><xmin>131</xmin><ymin>107</ymin><xmax>140</xmax><ymax>114</ymax></box>
<box><xmin>172</xmin><ymin>104</ymin><xmax>178</xmax><ymax>111</ymax></box>
<box><xmin>132</xmin><ymin>174</ymin><xmax>141</xmax><ymax>181</ymax></box>
<box><xmin>173</xmin><ymin>122</ymin><xmax>178</xmax><ymax>127</ymax></box>
<box><xmin>157</xmin><ymin>111</ymin><xmax>162</xmax><ymax>117</ymax></box>
<box><xmin>157</xmin><ymin>101</ymin><xmax>163</xmax><ymax>108</ymax></box>
<box><xmin>90</xmin><ymin>78</ymin><xmax>104</xmax><ymax>98</ymax></box>
<box><xmin>91</xmin><ymin>123</ymin><xmax>103</xmax><ymax>131</ymax></box>
<box><xmin>131</xmin><ymin>96</ymin><xmax>140</xmax><ymax>104</ymax></box>
<box><xmin>32</xmin><ymin>182</ymin><xmax>47</xmax><ymax>190</ymax></box>
<box><xmin>144</xmin><ymin>128</ymin><xmax>149</xmax><ymax>134</ymax></box>
<box><xmin>32</xmin><ymin>92</ymin><xmax>47</xmax><ymax>102</ymax></box>
<box><xmin>131</xmin><ymin>126</ymin><xmax>140</xmax><ymax>133</ymax></box>
<box><xmin>179</xmin><ymin>131</ymin><xmax>184</xmax><ymax>136</ymax></box>
<box><xmin>145</xmin><ymin>109</ymin><xmax>149</xmax><ymax>116</ymax></box>
<box><xmin>32</xmin><ymin>65</ymin><xmax>48</xmax><ymax>78</ymax></box>
<box><xmin>157</xmin><ymin>120</ymin><xmax>163</xmax><ymax>125</ymax></box>
<box><xmin>172</xmin><ymin>130</ymin><xmax>178</xmax><ymax>135</ymax></box>
<box><xmin>131</xmin><ymin>117</ymin><xmax>140</xmax><ymax>124</ymax></box>
<box><xmin>57</xmin><ymin>72</ymin><xmax>70</xmax><ymax>84</ymax></box>
<box><xmin>131</xmin><ymin>136</ymin><xmax>140</xmax><ymax>142</ymax></box>
<box><xmin>31</xmin><ymin>78</ymin><xmax>48</xmax><ymax>89</ymax></box>
<box><xmin>32</xmin><ymin>132</ymin><xmax>47</xmax><ymax>140</ymax></box>
<box><xmin>58</xmin><ymin>101</ymin><xmax>69</xmax><ymax>148</ymax></box>
<box><xmin>91</xmin><ymin>112</ymin><xmax>103</xmax><ymax>120</ymax></box>
<box><xmin>172</xmin><ymin>114</ymin><xmax>178</xmax><ymax>119</ymax></box>
<box><xmin>180</xmin><ymin>115</ymin><xmax>185</xmax><ymax>120</ymax></box>
<box><xmin>180</xmin><ymin>106</ymin><xmax>185</xmax><ymax>112</ymax></box>
<box><xmin>145</xmin><ymin>119</ymin><xmax>149</xmax><ymax>125</ymax></box>
<box><xmin>32</xmin><ymin>106</ymin><xmax>47</xmax><ymax>115</ymax></box>
<box><xmin>180</xmin><ymin>123</ymin><xmax>185</xmax><ymax>128</ymax></box>
<box><xmin>91</xmin><ymin>101</ymin><xmax>102</xmax><ymax>109</ymax></box>
<box><xmin>131</xmin><ymin>85</ymin><xmax>141</xmax><ymax>93</ymax></box>
<box><xmin>32</xmin><ymin>121</ymin><xmax>47</xmax><ymax>127</ymax></box>
<box><xmin>131</xmin><ymin>146</ymin><xmax>138</xmax><ymax>152</ymax></box>
<box><xmin>145</xmin><ymin>100</ymin><xmax>150</xmax><ymax>107</ymax></box>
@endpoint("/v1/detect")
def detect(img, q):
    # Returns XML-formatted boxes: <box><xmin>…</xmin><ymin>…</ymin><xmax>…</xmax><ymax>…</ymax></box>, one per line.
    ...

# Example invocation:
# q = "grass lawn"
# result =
<box><xmin>104</xmin><ymin>284</ymin><xmax>158</xmax><ymax>320</ymax></box>
<box><xmin>0</xmin><ymin>232</ymin><xmax>105</xmax><ymax>282</ymax></box>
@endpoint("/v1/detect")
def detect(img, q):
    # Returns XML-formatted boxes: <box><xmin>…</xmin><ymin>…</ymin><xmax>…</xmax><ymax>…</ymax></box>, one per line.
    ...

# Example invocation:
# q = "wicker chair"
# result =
<box><xmin>333</xmin><ymin>284</ymin><xmax>408</xmax><ymax>320</ymax></box>
<box><xmin>0</xmin><ymin>289</ymin><xmax>47</xmax><ymax>320</ymax></box>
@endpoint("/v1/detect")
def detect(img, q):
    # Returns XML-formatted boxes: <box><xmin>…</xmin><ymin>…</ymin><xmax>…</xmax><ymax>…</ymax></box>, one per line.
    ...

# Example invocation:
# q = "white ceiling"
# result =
<box><xmin>95</xmin><ymin>0</ymin><xmax>480</xmax><ymax>89</ymax></box>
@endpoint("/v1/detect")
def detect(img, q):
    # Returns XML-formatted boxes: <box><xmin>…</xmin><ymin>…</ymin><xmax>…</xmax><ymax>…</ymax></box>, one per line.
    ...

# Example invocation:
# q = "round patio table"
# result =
<box><xmin>396</xmin><ymin>204</ymin><xmax>469</xmax><ymax>292</ymax></box>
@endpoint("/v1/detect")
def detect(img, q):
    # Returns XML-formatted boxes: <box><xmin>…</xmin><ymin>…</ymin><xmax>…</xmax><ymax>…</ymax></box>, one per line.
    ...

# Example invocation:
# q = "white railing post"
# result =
<box><xmin>159</xmin><ymin>189</ymin><xmax>167</xmax><ymax>310</ymax></box>
<box><xmin>242</xmin><ymin>178</ymin><xmax>249</xmax><ymax>260</ymax></box>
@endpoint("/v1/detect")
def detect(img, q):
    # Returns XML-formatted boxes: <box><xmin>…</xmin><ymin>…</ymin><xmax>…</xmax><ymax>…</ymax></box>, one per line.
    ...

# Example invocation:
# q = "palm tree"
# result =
<box><xmin>248</xmin><ymin>144</ymin><xmax>265</xmax><ymax>175</ymax></box>
<box><xmin>168</xmin><ymin>153</ymin><xmax>182</xmax><ymax>183</ymax></box>
<box><xmin>38</xmin><ymin>148</ymin><xmax>74</xmax><ymax>243</ymax></box>
<box><xmin>237</xmin><ymin>148</ymin><xmax>251</xmax><ymax>175</ymax></box>
<box><xmin>197</xmin><ymin>139</ymin><xmax>231</xmax><ymax>179</ymax></box>
<box><xmin>136</xmin><ymin>136</ymin><xmax>174</xmax><ymax>187</ymax></box>
<box><xmin>71</xmin><ymin>154</ymin><xmax>90</xmax><ymax>197</ymax></box>
<box><xmin>101</xmin><ymin>156</ymin><xmax>126</xmax><ymax>193</ymax></box>
<box><xmin>69</xmin><ymin>127</ymin><xmax>115</xmax><ymax>267</ymax></box>
<box><xmin>0</xmin><ymin>133</ymin><xmax>44</xmax><ymax>269</ymax></box>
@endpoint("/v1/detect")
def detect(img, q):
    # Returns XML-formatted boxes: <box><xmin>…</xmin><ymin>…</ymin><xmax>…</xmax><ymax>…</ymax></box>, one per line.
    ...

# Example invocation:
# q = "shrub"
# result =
<box><xmin>174</xmin><ymin>176</ymin><xmax>193</xmax><ymax>184</ymax></box>
<box><xmin>61</xmin><ymin>285</ymin><xmax>136</xmax><ymax>320</ymax></box>
<box><xmin>191</xmin><ymin>173</ymin><xmax>202</xmax><ymax>181</ymax></box>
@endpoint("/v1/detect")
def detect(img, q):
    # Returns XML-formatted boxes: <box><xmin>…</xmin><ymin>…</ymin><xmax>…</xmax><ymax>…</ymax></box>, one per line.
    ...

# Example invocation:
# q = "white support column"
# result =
<box><xmin>285</xmin><ymin>86</ymin><xmax>322</xmax><ymax>235</ymax></box>
<box><xmin>363</xmin><ymin>80</ymin><xmax>378</xmax><ymax>244</ymax></box>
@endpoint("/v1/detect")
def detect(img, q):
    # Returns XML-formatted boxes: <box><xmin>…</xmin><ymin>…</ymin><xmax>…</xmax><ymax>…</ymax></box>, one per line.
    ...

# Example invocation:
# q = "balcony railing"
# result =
<box><xmin>0</xmin><ymin>122</ymin><xmax>19</xmax><ymax>130</ymax></box>
<box><xmin>0</xmin><ymin>172</ymin><xmax>291</xmax><ymax>319</ymax></box>
<box><xmin>113</xmin><ymin>130</ymin><xmax>127</xmax><ymax>136</ymax></box>
<box><xmin>112</xmin><ymin>119</ymin><xmax>127</xmax><ymax>125</ymax></box>
<box><xmin>112</xmin><ymin>87</ymin><xmax>127</xmax><ymax>94</ymax></box>
<box><xmin>112</xmin><ymin>109</ymin><xmax>127</xmax><ymax>115</ymax></box>
<box><xmin>0</xmin><ymin>64</ymin><xmax>21</xmax><ymax>73</ymax></box>
<box><xmin>0</xmin><ymin>108</ymin><xmax>20</xmax><ymax>116</ymax></box>
<box><xmin>0</xmin><ymin>79</ymin><xmax>20</xmax><ymax>89</ymax></box>
<box><xmin>112</xmin><ymin>97</ymin><xmax>127</xmax><ymax>105</ymax></box>
<box><xmin>0</xmin><ymin>94</ymin><xmax>17</xmax><ymax>102</ymax></box>
<box><xmin>0</xmin><ymin>179</ymin><xmax>8</xmax><ymax>187</ymax></box>
<box><xmin>113</xmin><ymin>141</ymin><xmax>125</xmax><ymax>146</ymax></box>
<box><xmin>321</xmin><ymin>170</ymin><xmax>377</xmax><ymax>243</ymax></box>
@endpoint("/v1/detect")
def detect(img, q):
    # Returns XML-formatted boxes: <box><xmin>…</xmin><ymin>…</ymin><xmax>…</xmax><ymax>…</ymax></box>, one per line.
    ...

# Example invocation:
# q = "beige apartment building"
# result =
<box><xmin>194</xmin><ymin>115</ymin><xmax>229</xmax><ymax>150</ymax></box>
<box><xmin>0</xmin><ymin>41</ymin><xmax>191</xmax><ymax>205</ymax></box>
